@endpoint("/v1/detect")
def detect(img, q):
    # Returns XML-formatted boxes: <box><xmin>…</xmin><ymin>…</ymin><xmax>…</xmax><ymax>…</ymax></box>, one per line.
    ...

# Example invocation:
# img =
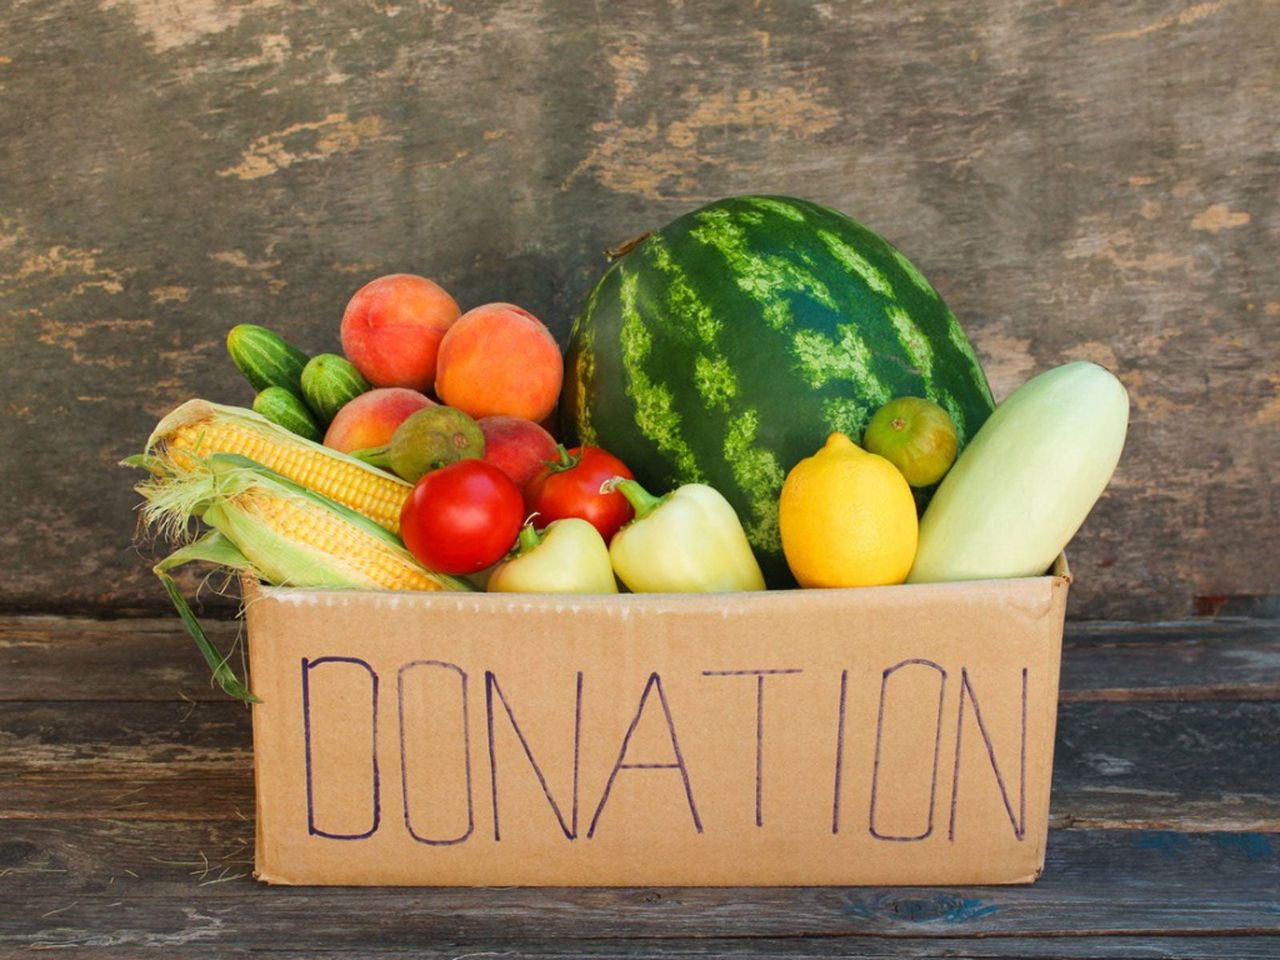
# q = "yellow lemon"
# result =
<box><xmin>779</xmin><ymin>432</ymin><xmax>918</xmax><ymax>588</ymax></box>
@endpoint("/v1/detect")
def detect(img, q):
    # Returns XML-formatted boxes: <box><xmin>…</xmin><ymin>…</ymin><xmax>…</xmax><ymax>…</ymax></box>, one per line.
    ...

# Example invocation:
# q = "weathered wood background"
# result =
<box><xmin>0</xmin><ymin>0</ymin><xmax>1276</xmax><ymax>619</ymax></box>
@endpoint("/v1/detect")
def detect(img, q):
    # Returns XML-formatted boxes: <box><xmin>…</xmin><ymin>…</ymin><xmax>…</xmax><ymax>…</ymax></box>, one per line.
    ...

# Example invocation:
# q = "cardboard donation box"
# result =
<box><xmin>244</xmin><ymin>558</ymin><xmax>1070</xmax><ymax>887</ymax></box>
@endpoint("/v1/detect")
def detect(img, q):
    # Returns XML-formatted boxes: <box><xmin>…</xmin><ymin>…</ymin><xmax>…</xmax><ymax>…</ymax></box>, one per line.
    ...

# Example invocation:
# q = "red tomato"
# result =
<box><xmin>400</xmin><ymin>460</ymin><xmax>524</xmax><ymax>574</ymax></box>
<box><xmin>525</xmin><ymin>445</ymin><xmax>635</xmax><ymax>542</ymax></box>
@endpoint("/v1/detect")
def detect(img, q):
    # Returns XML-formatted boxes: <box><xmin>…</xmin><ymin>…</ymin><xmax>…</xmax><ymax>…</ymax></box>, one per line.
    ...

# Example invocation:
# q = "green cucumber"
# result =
<box><xmin>301</xmin><ymin>353</ymin><xmax>371</xmax><ymax>424</ymax></box>
<box><xmin>907</xmin><ymin>361</ymin><xmax>1129</xmax><ymax>583</ymax></box>
<box><xmin>226</xmin><ymin>324</ymin><xmax>309</xmax><ymax>396</ymax></box>
<box><xmin>252</xmin><ymin>386</ymin><xmax>322</xmax><ymax>441</ymax></box>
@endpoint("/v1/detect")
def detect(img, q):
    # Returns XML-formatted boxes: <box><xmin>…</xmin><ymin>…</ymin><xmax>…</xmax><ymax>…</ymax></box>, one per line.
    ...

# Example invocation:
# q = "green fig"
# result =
<box><xmin>863</xmin><ymin>396</ymin><xmax>958</xmax><ymax>487</ymax></box>
<box><xmin>388</xmin><ymin>406</ymin><xmax>484</xmax><ymax>483</ymax></box>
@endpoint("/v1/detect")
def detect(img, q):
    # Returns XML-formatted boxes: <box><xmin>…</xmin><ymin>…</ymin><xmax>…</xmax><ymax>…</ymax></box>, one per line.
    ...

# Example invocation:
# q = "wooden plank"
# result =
<box><xmin>2</xmin><ymin>699</ymin><xmax>1276</xmax><ymax>832</ymax></box>
<box><xmin>3</xmin><ymin>615</ymin><xmax>1278</xmax><ymax>703</ymax></box>
<box><xmin>0</xmin><ymin>700</ymin><xmax>251</xmax><ymax>821</ymax></box>
<box><xmin>1051</xmin><ymin>701</ymin><xmax>1280</xmax><ymax>832</ymax></box>
<box><xmin>0</xmin><ymin>696</ymin><xmax>252</xmax><ymax>820</ymax></box>
<box><xmin>1060</xmin><ymin>619</ymin><xmax>1280</xmax><ymax>702</ymax></box>
<box><xmin>0</xmin><ymin>1</ymin><xmax>1277</xmax><ymax>620</ymax></box>
<box><xmin>15</xmin><ymin>937</ymin><xmax>1280</xmax><ymax>959</ymax></box>
<box><xmin>0</xmin><ymin>614</ymin><xmax>240</xmax><ymax>702</ymax></box>
<box><xmin>0</xmin><ymin>614</ymin><xmax>245</xmax><ymax>702</ymax></box>
<box><xmin>1</xmin><ymin>825</ymin><xmax>1277</xmax><ymax>948</ymax></box>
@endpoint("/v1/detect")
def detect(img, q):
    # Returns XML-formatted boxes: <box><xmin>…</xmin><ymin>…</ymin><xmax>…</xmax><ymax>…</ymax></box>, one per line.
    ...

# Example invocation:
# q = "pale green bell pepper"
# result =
<box><xmin>605</xmin><ymin>478</ymin><xmax>766</xmax><ymax>593</ymax></box>
<box><xmin>487</xmin><ymin>518</ymin><xmax>618</xmax><ymax>594</ymax></box>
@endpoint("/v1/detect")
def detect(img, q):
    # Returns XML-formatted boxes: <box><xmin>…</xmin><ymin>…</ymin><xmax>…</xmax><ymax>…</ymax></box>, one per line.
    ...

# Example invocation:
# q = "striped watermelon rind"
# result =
<box><xmin>562</xmin><ymin>195</ymin><xmax>995</xmax><ymax>589</ymax></box>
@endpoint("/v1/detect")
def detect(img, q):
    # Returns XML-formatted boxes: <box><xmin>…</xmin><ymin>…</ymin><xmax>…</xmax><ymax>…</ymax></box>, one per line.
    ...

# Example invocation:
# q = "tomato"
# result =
<box><xmin>525</xmin><ymin>445</ymin><xmax>635</xmax><ymax>543</ymax></box>
<box><xmin>400</xmin><ymin>460</ymin><xmax>524</xmax><ymax>574</ymax></box>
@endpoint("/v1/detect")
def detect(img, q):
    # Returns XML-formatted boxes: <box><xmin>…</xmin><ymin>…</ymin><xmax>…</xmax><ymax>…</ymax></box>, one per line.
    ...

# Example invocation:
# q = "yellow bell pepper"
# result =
<box><xmin>604</xmin><ymin>478</ymin><xmax>766</xmax><ymax>593</ymax></box>
<box><xmin>486</xmin><ymin>518</ymin><xmax>618</xmax><ymax>594</ymax></box>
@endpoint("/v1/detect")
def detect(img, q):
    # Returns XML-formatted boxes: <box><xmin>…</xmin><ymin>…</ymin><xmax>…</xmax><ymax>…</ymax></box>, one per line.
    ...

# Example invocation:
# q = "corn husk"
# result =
<box><xmin>145</xmin><ymin>398</ymin><xmax>413</xmax><ymax>533</ymax></box>
<box><xmin>129</xmin><ymin>452</ymin><xmax>468</xmax><ymax>701</ymax></box>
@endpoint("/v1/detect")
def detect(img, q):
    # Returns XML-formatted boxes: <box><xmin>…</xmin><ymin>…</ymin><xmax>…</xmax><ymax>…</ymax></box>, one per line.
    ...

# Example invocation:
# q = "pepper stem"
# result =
<box><xmin>602</xmin><ymin>476</ymin><xmax>663</xmax><ymax>519</ymax></box>
<box><xmin>515</xmin><ymin>522</ymin><xmax>543</xmax><ymax>556</ymax></box>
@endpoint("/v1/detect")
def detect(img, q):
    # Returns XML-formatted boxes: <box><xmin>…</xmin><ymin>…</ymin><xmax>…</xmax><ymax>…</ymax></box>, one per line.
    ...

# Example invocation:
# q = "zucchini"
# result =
<box><xmin>907</xmin><ymin>361</ymin><xmax>1128</xmax><ymax>583</ymax></box>
<box><xmin>226</xmin><ymin>324</ymin><xmax>309</xmax><ymax>396</ymax></box>
<box><xmin>252</xmin><ymin>386</ymin><xmax>322</xmax><ymax>441</ymax></box>
<box><xmin>301</xmin><ymin>353</ymin><xmax>371</xmax><ymax>424</ymax></box>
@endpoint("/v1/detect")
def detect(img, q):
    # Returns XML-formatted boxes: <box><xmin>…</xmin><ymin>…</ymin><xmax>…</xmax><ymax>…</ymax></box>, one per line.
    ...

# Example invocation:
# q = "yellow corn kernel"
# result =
<box><xmin>153</xmin><ymin>400</ymin><xmax>411</xmax><ymax>534</ymax></box>
<box><xmin>240</xmin><ymin>489</ymin><xmax>444</xmax><ymax>591</ymax></box>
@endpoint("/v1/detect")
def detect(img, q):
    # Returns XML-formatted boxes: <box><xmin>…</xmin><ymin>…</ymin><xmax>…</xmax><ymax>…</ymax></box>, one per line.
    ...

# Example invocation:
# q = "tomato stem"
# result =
<box><xmin>546</xmin><ymin>444</ymin><xmax>578</xmax><ymax>473</ymax></box>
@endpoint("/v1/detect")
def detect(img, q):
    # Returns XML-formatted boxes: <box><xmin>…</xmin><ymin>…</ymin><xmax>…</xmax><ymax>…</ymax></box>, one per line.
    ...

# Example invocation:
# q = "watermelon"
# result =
<box><xmin>561</xmin><ymin>195</ymin><xmax>996</xmax><ymax>588</ymax></box>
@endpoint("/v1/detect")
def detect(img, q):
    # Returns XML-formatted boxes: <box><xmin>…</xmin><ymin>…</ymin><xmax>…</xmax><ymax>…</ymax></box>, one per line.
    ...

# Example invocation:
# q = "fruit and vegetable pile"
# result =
<box><xmin>126</xmin><ymin>195</ymin><xmax>1128</xmax><ymax>701</ymax></box>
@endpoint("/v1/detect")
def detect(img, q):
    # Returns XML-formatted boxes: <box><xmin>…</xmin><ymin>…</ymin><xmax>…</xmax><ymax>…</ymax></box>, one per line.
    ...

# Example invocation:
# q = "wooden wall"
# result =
<box><xmin>1</xmin><ymin>0</ymin><xmax>1276</xmax><ymax>619</ymax></box>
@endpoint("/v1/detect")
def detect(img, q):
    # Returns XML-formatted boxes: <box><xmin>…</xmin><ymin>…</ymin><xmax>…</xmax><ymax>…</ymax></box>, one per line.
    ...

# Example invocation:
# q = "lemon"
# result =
<box><xmin>778</xmin><ymin>432</ymin><xmax>919</xmax><ymax>588</ymax></box>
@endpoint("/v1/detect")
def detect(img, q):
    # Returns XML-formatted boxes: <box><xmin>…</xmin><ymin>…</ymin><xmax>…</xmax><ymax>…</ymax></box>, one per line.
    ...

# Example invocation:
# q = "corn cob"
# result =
<box><xmin>209</xmin><ymin>482</ymin><xmax>441</xmax><ymax>591</ymax></box>
<box><xmin>132</xmin><ymin>454</ymin><xmax>469</xmax><ymax>701</ymax></box>
<box><xmin>138</xmin><ymin>453</ymin><xmax>463</xmax><ymax>593</ymax></box>
<box><xmin>147</xmin><ymin>399</ymin><xmax>411</xmax><ymax>534</ymax></box>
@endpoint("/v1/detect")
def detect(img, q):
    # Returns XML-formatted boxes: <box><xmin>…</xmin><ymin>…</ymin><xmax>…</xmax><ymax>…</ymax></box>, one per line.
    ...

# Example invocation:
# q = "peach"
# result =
<box><xmin>478</xmin><ymin>416</ymin><xmax>559</xmax><ymax>492</ymax></box>
<box><xmin>323</xmin><ymin>387</ymin><xmax>435</xmax><ymax>454</ymax></box>
<box><xmin>340</xmin><ymin>274</ymin><xmax>461</xmax><ymax>391</ymax></box>
<box><xmin>435</xmin><ymin>303</ymin><xmax>563</xmax><ymax>421</ymax></box>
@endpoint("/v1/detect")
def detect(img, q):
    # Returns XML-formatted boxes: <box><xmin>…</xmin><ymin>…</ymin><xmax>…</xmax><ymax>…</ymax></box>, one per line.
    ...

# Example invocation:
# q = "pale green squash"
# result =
<box><xmin>908</xmin><ymin>361</ymin><xmax>1129</xmax><ymax>583</ymax></box>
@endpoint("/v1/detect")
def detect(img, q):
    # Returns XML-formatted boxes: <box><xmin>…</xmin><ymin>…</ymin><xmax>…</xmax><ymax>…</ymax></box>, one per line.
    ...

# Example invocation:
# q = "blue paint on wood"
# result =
<box><xmin>1136</xmin><ymin>830</ymin><xmax>1192</xmax><ymax>858</ymax></box>
<box><xmin>843</xmin><ymin>892</ymin><xmax>1000</xmax><ymax>924</ymax></box>
<box><xmin>1212</xmin><ymin>832</ymin><xmax>1275</xmax><ymax>861</ymax></box>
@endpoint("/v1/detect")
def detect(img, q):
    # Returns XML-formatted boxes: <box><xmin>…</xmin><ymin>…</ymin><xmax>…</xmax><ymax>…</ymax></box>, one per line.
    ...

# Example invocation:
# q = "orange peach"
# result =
<box><xmin>478</xmin><ymin>416</ymin><xmax>559</xmax><ymax>492</ymax></box>
<box><xmin>324</xmin><ymin>387</ymin><xmax>435</xmax><ymax>454</ymax></box>
<box><xmin>435</xmin><ymin>303</ymin><xmax>562</xmax><ymax>421</ymax></box>
<box><xmin>340</xmin><ymin>274</ymin><xmax>460</xmax><ymax>391</ymax></box>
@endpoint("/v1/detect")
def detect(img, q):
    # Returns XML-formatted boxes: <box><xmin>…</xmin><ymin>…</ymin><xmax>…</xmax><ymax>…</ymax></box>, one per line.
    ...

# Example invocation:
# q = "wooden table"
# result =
<box><xmin>3</xmin><ymin>615</ymin><xmax>1278</xmax><ymax>958</ymax></box>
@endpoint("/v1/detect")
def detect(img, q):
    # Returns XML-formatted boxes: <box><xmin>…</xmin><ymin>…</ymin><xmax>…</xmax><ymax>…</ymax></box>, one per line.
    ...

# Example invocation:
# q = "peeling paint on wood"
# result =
<box><xmin>218</xmin><ymin>113</ymin><xmax>397</xmax><ymax>181</ymax></box>
<box><xmin>1191</xmin><ymin>203</ymin><xmax>1252</xmax><ymax>233</ymax></box>
<box><xmin>102</xmin><ymin>0</ymin><xmax>290</xmax><ymax>53</ymax></box>
<box><xmin>0</xmin><ymin>0</ymin><xmax>1276</xmax><ymax>618</ymax></box>
<box><xmin>1092</xmin><ymin>1</ymin><xmax>1232</xmax><ymax>44</ymax></box>
<box><xmin>565</xmin><ymin>81</ymin><xmax>843</xmax><ymax>200</ymax></box>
